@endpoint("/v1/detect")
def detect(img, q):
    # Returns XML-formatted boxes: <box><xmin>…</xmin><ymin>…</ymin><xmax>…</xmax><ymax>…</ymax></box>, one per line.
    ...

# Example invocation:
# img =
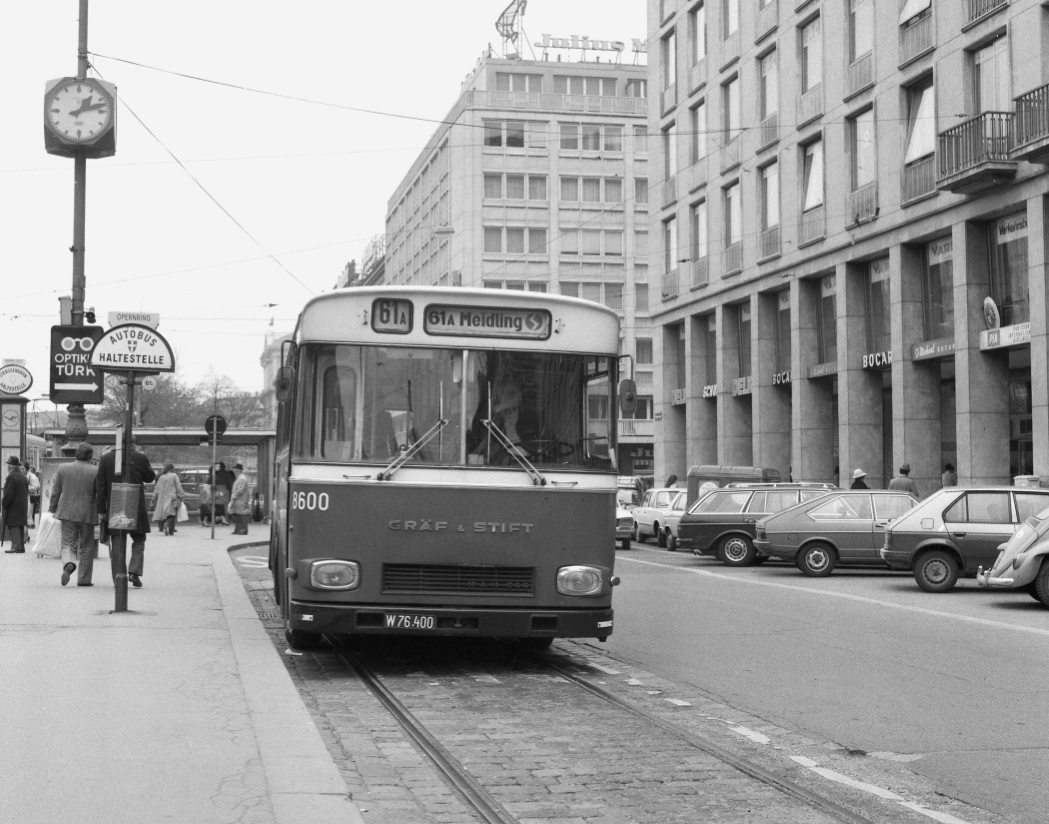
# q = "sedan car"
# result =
<box><xmin>633</xmin><ymin>488</ymin><xmax>684</xmax><ymax>547</ymax></box>
<box><xmin>676</xmin><ymin>483</ymin><xmax>835</xmax><ymax>566</ymax></box>
<box><xmin>881</xmin><ymin>486</ymin><xmax>1049</xmax><ymax>592</ymax></box>
<box><xmin>615</xmin><ymin>506</ymin><xmax>635</xmax><ymax>550</ymax></box>
<box><xmin>976</xmin><ymin>503</ymin><xmax>1049</xmax><ymax>607</ymax></box>
<box><xmin>661</xmin><ymin>491</ymin><xmax>690</xmax><ymax>551</ymax></box>
<box><xmin>754</xmin><ymin>490</ymin><xmax>918</xmax><ymax>576</ymax></box>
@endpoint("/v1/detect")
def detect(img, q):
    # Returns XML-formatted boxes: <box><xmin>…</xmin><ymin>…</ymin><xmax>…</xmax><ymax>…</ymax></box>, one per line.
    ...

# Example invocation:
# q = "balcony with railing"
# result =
<box><xmin>902</xmin><ymin>155</ymin><xmax>937</xmax><ymax>203</ymax></box>
<box><xmin>661</xmin><ymin>267</ymin><xmax>680</xmax><ymax>301</ymax></box>
<box><xmin>798</xmin><ymin>83</ymin><xmax>823</xmax><ymax>127</ymax></box>
<box><xmin>847</xmin><ymin>182</ymin><xmax>878</xmax><ymax>225</ymax></box>
<box><xmin>720</xmin><ymin>133</ymin><xmax>741</xmax><ymax>172</ymax></box>
<box><xmin>690</xmin><ymin>257</ymin><xmax>709</xmax><ymax>289</ymax></box>
<box><xmin>937</xmin><ymin>111</ymin><xmax>1017</xmax><ymax>195</ymax></box>
<box><xmin>723</xmin><ymin>242</ymin><xmax>743</xmax><ymax>276</ymax></box>
<box><xmin>899</xmin><ymin>11</ymin><xmax>933</xmax><ymax>66</ymax></box>
<box><xmin>662</xmin><ymin>176</ymin><xmax>678</xmax><ymax>207</ymax></box>
<box><xmin>467</xmin><ymin>90</ymin><xmax>648</xmax><ymax>117</ymax></box>
<box><xmin>968</xmin><ymin>0</ymin><xmax>1008</xmax><ymax>25</ymax></box>
<box><xmin>684</xmin><ymin>156</ymin><xmax>708</xmax><ymax>192</ymax></box>
<box><xmin>756</xmin><ymin>0</ymin><xmax>779</xmax><ymax>42</ymax></box>
<box><xmin>759</xmin><ymin>226</ymin><xmax>781</xmax><ymax>261</ymax></box>
<box><xmin>846</xmin><ymin>52</ymin><xmax>874</xmax><ymax>99</ymax></box>
<box><xmin>758</xmin><ymin>113</ymin><xmax>779</xmax><ymax>150</ymax></box>
<box><xmin>661</xmin><ymin>83</ymin><xmax>677</xmax><ymax>114</ymax></box>
<box><xmin>619</xmin><ymin>418</ymin><xmax>655</xmax><ymax>438</ymax></box>
<box><xmin>689</xmin><ymin>58</ymin><xmax>707</xmax><ymax>93</ymax></box>
<box><xmin>1013</xmin><ymin>83</ymin><xmax>1049</xmax><ymax>163</ymax></box>
<box><xmin>798</xmin><ymin>205</ymin><xmax>825</xmax><ymax>246</ymax></box>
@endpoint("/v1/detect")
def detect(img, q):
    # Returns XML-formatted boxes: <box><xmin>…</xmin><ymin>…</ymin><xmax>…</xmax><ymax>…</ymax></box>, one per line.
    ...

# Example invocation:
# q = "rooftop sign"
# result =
<box><xmin>534</xmin><ymin>34</ymin><xmax>647</xmax><ymax>53</ymax></box>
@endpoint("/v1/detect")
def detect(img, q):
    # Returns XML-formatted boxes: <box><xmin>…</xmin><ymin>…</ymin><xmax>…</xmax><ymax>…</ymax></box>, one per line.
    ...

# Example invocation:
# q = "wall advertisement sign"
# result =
<box><xmin>980</xmin><ymin>322</ymin><xmax>1031</xmax><ymax>351</ymax></box>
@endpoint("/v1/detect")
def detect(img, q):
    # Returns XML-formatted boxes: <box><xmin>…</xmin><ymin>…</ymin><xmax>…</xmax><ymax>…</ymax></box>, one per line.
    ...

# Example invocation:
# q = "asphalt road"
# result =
<box><xmin>605</xmin><ymin>545</ymin><xmax>1049</xmax><ymax>824</ymax></box>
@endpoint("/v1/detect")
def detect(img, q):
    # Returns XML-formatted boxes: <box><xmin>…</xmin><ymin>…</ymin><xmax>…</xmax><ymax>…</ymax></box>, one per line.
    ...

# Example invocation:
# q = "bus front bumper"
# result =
<box><xmin>288</xmin><ymin>601</ymin><xmax>614</xmax><ymax>640</ymax></box>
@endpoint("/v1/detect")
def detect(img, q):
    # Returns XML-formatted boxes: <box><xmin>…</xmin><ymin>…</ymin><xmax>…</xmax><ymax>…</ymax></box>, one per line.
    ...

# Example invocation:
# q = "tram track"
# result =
<box><xmin>324</xmin><ymin>633</ymin><xmax>875</xmax><ymax>824</ymax></box>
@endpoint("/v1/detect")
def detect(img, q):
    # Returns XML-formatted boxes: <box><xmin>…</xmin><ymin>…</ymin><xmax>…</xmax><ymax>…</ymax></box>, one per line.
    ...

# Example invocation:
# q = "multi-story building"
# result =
<box><xmin>386</xmin><ymin>47</ymin><xmax>657</xmax><ymax>473</ymax></box>
<box><xmin>649</xmin><ymin>0</ymin><xmax>1049</xmax><ymax>494</ymax></box>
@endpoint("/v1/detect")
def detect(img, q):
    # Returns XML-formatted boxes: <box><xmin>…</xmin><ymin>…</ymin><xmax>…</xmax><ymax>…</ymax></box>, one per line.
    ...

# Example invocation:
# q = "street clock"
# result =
<box><xmin>44</xmin><ymin>77</ymin><xmax>117</xmax><ymax>158</ymax></box>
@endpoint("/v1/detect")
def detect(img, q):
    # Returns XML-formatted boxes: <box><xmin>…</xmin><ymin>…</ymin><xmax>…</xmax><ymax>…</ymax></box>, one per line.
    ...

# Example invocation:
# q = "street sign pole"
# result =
<box><xmin>111</xmin><ymin>370</ymin><xmax>135</xmax><ymax>613</ymax></box>
<box><xmin>210</xmin><ymin>429</ymin><xmax>217</xmax><ymax>540</ymax></box>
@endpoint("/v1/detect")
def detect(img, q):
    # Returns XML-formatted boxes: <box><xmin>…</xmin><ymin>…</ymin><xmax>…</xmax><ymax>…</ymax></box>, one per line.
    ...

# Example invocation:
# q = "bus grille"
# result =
<box><xmin>382</xmin><ymin>564</ymin><xmax>534</xmax><ymax>595</ymax></box>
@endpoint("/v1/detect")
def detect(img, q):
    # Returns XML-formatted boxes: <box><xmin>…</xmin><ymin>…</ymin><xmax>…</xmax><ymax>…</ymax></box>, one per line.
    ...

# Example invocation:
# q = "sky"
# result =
<box><xmin>1</xmin><ymin>0</ymin><xmax>646</xmax><ymax>413</ymax></box>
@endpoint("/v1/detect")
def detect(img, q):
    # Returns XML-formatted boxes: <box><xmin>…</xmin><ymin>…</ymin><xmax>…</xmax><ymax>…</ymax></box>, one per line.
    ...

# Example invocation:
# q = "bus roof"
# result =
<box><xmin>294</xmin><ymin>286</ymin><xmax>621</xmax><ymax>354</ymax></box>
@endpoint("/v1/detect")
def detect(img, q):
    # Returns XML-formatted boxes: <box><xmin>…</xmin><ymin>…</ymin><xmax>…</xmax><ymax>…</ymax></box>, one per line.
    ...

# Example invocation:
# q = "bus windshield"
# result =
<box><xmin>295</xmin><ymin>343</ymin><xmax>616</xmax><ymax>471</ymax></box>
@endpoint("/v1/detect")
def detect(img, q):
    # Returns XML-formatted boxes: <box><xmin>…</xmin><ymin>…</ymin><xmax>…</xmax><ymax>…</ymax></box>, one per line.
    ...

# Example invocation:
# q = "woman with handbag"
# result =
<box><xmin>151</xmin><ymin>463</ymin><xmax>184</xmax><ymax>536</ymax></box>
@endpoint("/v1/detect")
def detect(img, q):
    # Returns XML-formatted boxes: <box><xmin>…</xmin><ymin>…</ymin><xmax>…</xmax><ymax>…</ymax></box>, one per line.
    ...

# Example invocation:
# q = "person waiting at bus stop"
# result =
<box><xmin>2</xmin><ymin>456</ymin><xmax>30</xmax><ymax>553</ymax></box>
<box><xmin>96</xmin><ymin>436</ymin><xmax>156</xmax><ymax>588</ymax></box>
<box><xmin>209</xmin><ymin>462</ymin><xmax>234</xmax><ymax>526</ymax></box>
<box><xmin>228</xmin><ymin>463</ymin><xmax>251</xmax><ymax>535</ymax></box>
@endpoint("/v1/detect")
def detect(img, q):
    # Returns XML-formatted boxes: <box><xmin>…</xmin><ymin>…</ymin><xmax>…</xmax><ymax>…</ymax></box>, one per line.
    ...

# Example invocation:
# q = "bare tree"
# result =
<box><xmin>195</xmin><ymin>372</ymin><xmax>266</xmax><ymax>428</ymax></box>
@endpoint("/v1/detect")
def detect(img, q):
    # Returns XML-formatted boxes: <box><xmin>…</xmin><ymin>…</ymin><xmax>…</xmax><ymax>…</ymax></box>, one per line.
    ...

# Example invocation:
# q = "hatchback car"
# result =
<box><xmin>615</xmin><ymin>506</ymin><xmax>635</xmax><ymax>550</ymax></box>
<box><xmin>881</xmin><ymin>486</ymin><xmax>1049</xmax><ymax>592</ymax></box>
<box><xmin>754</xmin><ymin>490</ymin><xmax>918</xmax><ymax>576</ymax></box>
<box><xmin>976</xmin><ymin>503</ymin><xmax>1049</xmax><ymax>607</ymax></box>
<box><xmin>660</xmin><ymin>491</ymin><xmax>690</xmax><ymax>551</ymax></box>
<box><xmin>633</xmin><ymin>488</ymin><xmax>684</xmax><ymax>547</ymax></box>
<box><xmin>676</xmin><ymin>483</ymin><xmax>835</xmax><ymax>566</ymax></box>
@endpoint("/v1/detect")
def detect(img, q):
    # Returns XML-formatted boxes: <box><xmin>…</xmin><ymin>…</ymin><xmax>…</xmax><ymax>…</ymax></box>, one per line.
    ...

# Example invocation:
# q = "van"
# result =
<box><xmin>685</xmin><ymin>465</ymin><xmax>781</xmax><ymax>506</ymax></box>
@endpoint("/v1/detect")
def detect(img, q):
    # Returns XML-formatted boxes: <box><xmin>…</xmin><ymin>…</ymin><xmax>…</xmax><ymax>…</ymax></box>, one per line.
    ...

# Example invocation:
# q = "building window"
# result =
<box><xmin>505</xmin><ymin>174</ymin><xmax>525</xmax><ymax>199</ymax></box>
<box><xmin>606</xmin><ymin>231</ymin><xmax>624</xmax><ymax>256</ymax></box>
<box><xmin>561</xmin><ymin>177</ymin><xmax>579</xmax><ymax>202</ymax></box>
<box><xmin>723</xmin><ymin>76</ymin><xmax>741</xmax><ymax>140</ymax></box>
<box><xmin>663</xmin><ymin>122</ymin><xmax>678</xmax><ymax>178</ymax></box>
<box><xmin>636</xmin><ymin>338</ymin><xmax>654</xmax><ymax>365</ymax></box>
<box><xmin>605</xmin><ymin>178</ymin><xmax>623</xmax><ymax>203</ymax></box>
<box><xmin>689</xmin><ymin>2</ymin><xmax>706</xmax><ymax>64</ymax></box>
<box><xmin>528</xmin><ymin>176</ymin><xmax>547</xmax><ymax>200</ymax></box>
<box><xmin>664</xmin><ymin>217</ymin><xmax>678</xmax><ymax>274</ymax></box>
<box><xmin>850</xmin><ymin>108</ymin><xmax>876</xmax><ymax>190</ymax></box>
<box><xmin>866</xmin><ymin>258</ymin><xmax>891</xmax><ymax>354</ymax></box>
<box><xmin>690</xmin><ymin>100</ymin><xmax>707</xmax><ymax>163</ymax></box>
<box><xmin>506</xmin><ymin>227</ymin><xmax>525</xmax><ymax>254</ymax></box>
<box><xmin>760</xmin><ymin>162</ymin><xmax>779</xmax><ymax>230</ymax></box>
<box><xmin>496</xmin><ymin>73</ymin><xmax>543</xmax><ymax>92</ymax></box>
<box><xmin>775</xmin><ymin>291</ymin><xmax>791</xmax><ymax>374</ymax></box>
<box><xmin>662</xmin><ymin>30</ymin><xmax>677</xmax><ymax>91</ymax></box>
<box><xmin>626</xmin><ymin>79</ymin><xmax>648</xmax><ymax>98</ymax></box>
<box><xmin>690</xmin><ymin>200</ymin><xmax>708</xmax><ymax>261</ymax></box>
<box><xmin>561</xmin><ymin>230</ymin><xmax>579</xmax><ymax>255</ymax></box>
<box><xmin>738</xmin><ymin>304</ymin><xmax>751</xmax><ymax>377</ymax></box>
<box><xmin>636</xmin><ymin>283</ymin><xmax>650</xmax><ymax>312</ymax></box>
<box><xmin>484</xmin><ymin>174</ymin><xmax>502</xmax><ymax>199</ymax></box>
<box><xmin>484</xmin><ymin>122</ymin><xmax>502</xmax><ymax>147</ymax></box>
<box><xmin>528</xmin><ymin>282</ymin><xmax>547</xmax><ymax>293</ymax></box>
<box><xmin>582</xmin><ymin>177</ymin><xmax>601</xmax><ymax>202</ymax></box>
<box><xmin>635</xmin><ymin>230</ymin><xmax>649</xmax><ymax>257</ymax></box>
<box><xmin>560</xmin><ymin>123</ymin><xmax>579</xmax><ymax>150</ymax></box>
<box><xmin>818</xmin><ymin>275</ymin><xmax>837</xmax><ymax>364</ymax></box>
<box><xmin>802</xmin><ymin>139</ymin><xmax>824</xmax><ymax>210</ymax></box>
<box><xmin>582</xmin><ymin>230</ymin><xmax>602</xmax><ymax>255</ymax></box>
<box><xmin>705</xmin><ymin>315</ymin><xmax>717</xmax><ymax>387</ymax></box>
<box><xmin>484</xmin><ymin>227</ymin><xmax>502</xmax><ymax>253</ymax></box>
<box><xmin>605</xmin><ymin>283</ymin><xmax>624</xmax><ymax>312</ymax></box>
<box><xmin>723</xmin><ymin>0</ymin><xmax>739</xmax><ymax>38</ymax></box>
<box><xmin>921</xmin><ymin>237</ymin><xmax>953</xmax><ymax>340</ymax></box>
<box><xmin>899</xmin><ymin>0</ymin><xmax>931</xmax><ymax>27</ymax></box>
<box><xmin>529</xmin><ymin>228</ymin><xmax>548</xmax><ymax>254</ymax></box>
<box><xmin>759</xmin><ymin>50</ymin><xmax>778</xmax><ymax>121</ymax></box>
<box><xmin>634</xmin><ymin>124</ymin><xmax>648</xmax><ymax>154</ymax></box>
<box><xmin>989</xmin><ymin>212</ymin><xmax>1029</xmax><ymax>327</ymax></box>
<box><xmin>506</xmin><ymin>121</ymin><xmax>524</xmax><ymax>148</ymax></box>
<box><xmin>604</xmin><ymin>125</ymin><xmax>623</xmax><ymax>152</ymax></box>
<box><xmin>561</xmin><ymin>282</ymin><xmax>579</xmax><ymax>297</ymax></box>
<box><xmin>849</xmin><ymin>0</ymin><xmax>874</xmax><ymax>63</ymax></box>
<box><xmin>582</xmin><ymin>123</ymin><xmax>601</xmax><ymax>151</ymax></box>
<box><xmin>635</xmin><ymin>177</ymin><xmax>649</xmax><ymax>205</ymax></box>
<box><xmin>554</xmin><ymin>75</ymin><xmax>585</xmax><ymax>95</ymax></box>
<box><xmin>581</xmin><ymin>282</ymin><xmax>601</xmax><ymax>303</ymax></box>
<box><xmin>905</xmin><ymin>79</ymin><xmax>936</xmax><ymax>164</ymax></box>
<box><xmin>483</xmin><ymin>120</ymin><xmax>527</xmax><ymax>148</ymax></box>
<box><xmin>724</xmin><ymin>182</ymin><xmax>741</xmax><ymax>246</ymax></box>
<box><xmin>801</xmin><ymin>16</ymin><xmax>822</xmax><ymax>93</ymax></box>
<box><xmin>973</xmin><ymin>35</ymin><xmax>1010</xmax><ymax>113</ymax></box>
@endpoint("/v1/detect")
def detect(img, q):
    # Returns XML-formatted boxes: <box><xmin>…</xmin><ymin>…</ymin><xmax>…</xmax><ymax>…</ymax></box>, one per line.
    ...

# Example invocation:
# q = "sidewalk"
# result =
<box><xmin>0</xmin><ymin>525</ymin><xmax>365</xmax><ymax>824</ymax></box>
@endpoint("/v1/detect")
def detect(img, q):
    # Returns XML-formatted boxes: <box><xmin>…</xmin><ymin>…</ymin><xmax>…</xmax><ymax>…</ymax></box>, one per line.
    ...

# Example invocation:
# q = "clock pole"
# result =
<box><xmin>62</xmin><ymin>0</ymin><xmax>91</xmax><ymax>455</ymax></box>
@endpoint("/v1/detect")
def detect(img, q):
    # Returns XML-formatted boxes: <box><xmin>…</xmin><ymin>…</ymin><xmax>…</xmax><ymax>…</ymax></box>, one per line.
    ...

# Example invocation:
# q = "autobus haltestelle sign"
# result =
<box><xmin>423</xmin><ymin>304</ymin><xmax>551</xmax><ymax>340</ymax></box>
<box><xmin>89</xmin><ymin>324</ymin><xmax>176</xmax><ymax>372</ymax></box>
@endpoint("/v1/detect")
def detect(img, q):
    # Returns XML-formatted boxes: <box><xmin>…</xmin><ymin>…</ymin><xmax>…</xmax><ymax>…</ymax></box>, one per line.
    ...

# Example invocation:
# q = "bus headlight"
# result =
<box><xmin>309</xmin><ymin>560</ymin><xmax>360</xmax><ymax>590</ymax></box>
<box><xmin>557</xmin><ymin>565</ymin><xmax>603</xmax><ymax>596</ymax></box>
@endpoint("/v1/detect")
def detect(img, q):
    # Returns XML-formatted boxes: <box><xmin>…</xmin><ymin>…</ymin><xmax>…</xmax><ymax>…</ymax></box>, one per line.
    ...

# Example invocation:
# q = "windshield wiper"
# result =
<box><xmin>482</xmin><ymin>419</ymin><xmax>547</xmax><ymax>486</ymax></box>
<box><xmin>376</xmin><ymin>418</ymin><xmax>449</xmax><ymax>481</ymax></box>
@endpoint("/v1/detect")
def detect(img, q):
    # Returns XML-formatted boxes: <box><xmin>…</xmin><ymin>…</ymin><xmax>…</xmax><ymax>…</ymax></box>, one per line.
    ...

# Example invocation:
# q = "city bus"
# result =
<box><xmin>270</xmin><ymin>287</ymin><xmax>633</xmax><ymax>649</ymax></box>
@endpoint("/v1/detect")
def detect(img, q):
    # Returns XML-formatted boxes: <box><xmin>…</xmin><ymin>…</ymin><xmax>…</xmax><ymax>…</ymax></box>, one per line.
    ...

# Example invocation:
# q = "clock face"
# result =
<box><xmin>46</xmin><ymin>80</ymin><xmax>112</xmax><ymax>144</ymax></box>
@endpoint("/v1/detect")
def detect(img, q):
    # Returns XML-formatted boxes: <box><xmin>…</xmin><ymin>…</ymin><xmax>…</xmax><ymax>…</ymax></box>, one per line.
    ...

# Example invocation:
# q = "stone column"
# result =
<box><xmin>954</xmin><ymin>221</ymin><xmax>1010</xmax><ymax>485</ymax></box>
<box><xmin>1027</xmin><ymin>194</ymin><xmax>1049</xmax><ymax>477</ymax></box>
<box><xmin>753</xmin><ymin>290</ymin><xmax>791</xmax><ymax>477</ymax></box>
<box><xmin>718</xmin><ymin>303</ymin><xmax>753</xmax><ymax>464</ymax></box>
<box><xmin>656</xmin><ymin>321</ymin><xmax>688</xmax><ymax>483</ymax></box>
<box><xmin>689</xmin><ymin>313</ymin><xmax>718</xmax><ymax>464</ymax></box>
<box><xmin>793</xmin><ymin>278</ymin><xmax>836</xmax><ymax>483</ymax></box>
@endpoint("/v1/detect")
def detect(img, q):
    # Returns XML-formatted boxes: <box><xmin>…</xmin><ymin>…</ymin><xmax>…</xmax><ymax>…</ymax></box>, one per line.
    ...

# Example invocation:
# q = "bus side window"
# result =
<box><xmin>321</xmin><ymin>365</ymin><xmax>357</xmax><ymax>460</ymax></box>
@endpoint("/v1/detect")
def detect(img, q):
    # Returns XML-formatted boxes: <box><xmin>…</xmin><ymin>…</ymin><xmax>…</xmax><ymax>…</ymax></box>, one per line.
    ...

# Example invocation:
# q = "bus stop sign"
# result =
<box><xmin>204</xmin><ymin>414</ymin><xmax>228</xmax><ymax>437</ymax></box>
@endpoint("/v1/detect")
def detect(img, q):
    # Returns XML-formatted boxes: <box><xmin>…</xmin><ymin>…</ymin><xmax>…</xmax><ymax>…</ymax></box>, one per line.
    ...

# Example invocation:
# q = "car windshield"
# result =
<box><xmin>294</xmin><ymin>343</ymin><xmax>615</xmax><ymax>471</ymax></box>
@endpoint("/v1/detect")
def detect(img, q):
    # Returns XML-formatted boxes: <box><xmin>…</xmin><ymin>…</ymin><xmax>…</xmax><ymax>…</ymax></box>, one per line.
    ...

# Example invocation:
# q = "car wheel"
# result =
<box><xmin>1034</xmin><ymin>559</ymin><xmax>1049</xmax><ymax>608</ymax></box>
<box><xmin>285</xmin><ymin>625</ymin><xmax>323</xmax><ymax>650</ymax></box>
<box><xmin>656</xmin><ymin>523</ymin><xmax>667</xmax><ymax>548</ymax></box>
<box><xmin>619</xmin><ymin>538</ymin><xmax>631</xmax><ymax>550</ymax></box>
<box><xmin>667</xmin><ymin>530</ymin><xmax>678</xmax><ymax>552</ymax></box>
<box><xmin>634</xmin><ymin>523</ymin><xmax>646</xmax><ymax>543</ymax></box>
<box><xmin>798</xmin><ymin>542</ymin><xmax>837</xmax><ymax>577</ymax></box>
<box><xmin>914</xmin><ymin>549</ymin><xmax>959</xmax><ymax>593</ymax></box>
<box><xmin>720</xmin><ymin>534</ymin><xmax>756</xmax><ymax>567</ymax></box>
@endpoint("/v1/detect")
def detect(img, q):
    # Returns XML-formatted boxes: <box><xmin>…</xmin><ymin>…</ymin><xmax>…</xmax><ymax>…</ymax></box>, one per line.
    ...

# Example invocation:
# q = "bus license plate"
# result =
<box><xmin>383</xmin><ymin>613</ymin><xmax>436</xmax><ymax>631</ymax></box>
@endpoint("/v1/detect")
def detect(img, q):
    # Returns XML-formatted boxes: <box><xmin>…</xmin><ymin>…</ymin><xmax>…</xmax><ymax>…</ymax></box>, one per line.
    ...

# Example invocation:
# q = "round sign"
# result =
<box><xmin>141</xmin><ymin>376</ymin><xmax>158</xmax><ymax>391</ymax></box>
<box><xmin>204</xmin><ymin>414</ymin><xmax>228</xmax><ymax>436</ymax></box>
<box><xmin>0</xmin><ymin>364</ymin><xmax>33</xmax><ymax>395</ymax></box>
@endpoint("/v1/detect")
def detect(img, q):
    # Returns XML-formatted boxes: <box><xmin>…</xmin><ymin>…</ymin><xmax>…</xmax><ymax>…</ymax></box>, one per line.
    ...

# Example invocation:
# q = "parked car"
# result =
<box><xmin>881</xmin><ymin>486</ymin><xmax>1049</xmax><ymax>592</ymax></box>
<box><xmin>685</xmin><ymin>464</ymin><xmax>782</xmax><ymax>507</ymax></box>
<box><xmin>677</xmin><ymin>483</ymin><xmax>835</xmax><ymax>566</ymax></box>
<box><xmin>615</xmin><ymin>506</ymin><xmax>635</xmax><ymax>550</ymax></box>
<box><xmin>754</xmin><ymin>490</ymin><xmax>918</xmax><ymax>576</ymax></box>
<box><xmin>633</xmin><ymin>488</ymin><xmax>684</xmax><ymax>547</ymax></box>
<box><xmin>661</xmin><ymin>491</ymin><xmax>690</xmax><ymax>551</ymax></box>
<box><xmin>976</xmin><ymin>503</ymin><xmax>1049</xmax><ymax>607</ymax></box>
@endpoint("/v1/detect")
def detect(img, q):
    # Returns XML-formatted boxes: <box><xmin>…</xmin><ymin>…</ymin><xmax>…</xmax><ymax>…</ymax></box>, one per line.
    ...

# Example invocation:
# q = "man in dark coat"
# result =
<box><xmin>96</xmin><ymin>437</ymin><xmax>156</xmax><ymax>587</ymax></box>
<box><xmin>2</xmin><ymin>455</ymin><xmax>30</xmax><ymax>553</ymax></box>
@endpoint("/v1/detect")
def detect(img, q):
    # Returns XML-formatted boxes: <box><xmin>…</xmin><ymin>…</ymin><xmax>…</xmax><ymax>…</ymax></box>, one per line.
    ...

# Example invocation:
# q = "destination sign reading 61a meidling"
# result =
<box><xmin>424</xmin><ymin>305</ymin><xmax>552</xmax><ymax>340</ymax></box>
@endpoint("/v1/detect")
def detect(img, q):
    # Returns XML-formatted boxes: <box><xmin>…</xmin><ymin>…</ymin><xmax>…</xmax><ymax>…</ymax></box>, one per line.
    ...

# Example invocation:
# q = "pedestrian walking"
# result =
<box><xmin>850</xmin><ymin>468</ymin><xmax>869</xmax><ymax>490</ymax></box>
<box><xmin>198</xmin><ymin>481</ymin><xmax>213</xmax><ymax>526</ymax></box>
<box><xmin>2</xmin><ymin>455</ymin><xmax>30</xmax><ymax>553</ymax></box>
<box><xmin>151</xmin><ymin>463</ymin><xmax>184</xmax><ymax>536</ymax></box>
<box><xmin>24</xmin><ymin>462</ymin><xmax>41</xmax><ymax>529</ymax></box>
<box><xmin>888</xmin><ymin>463</ymin><xmax>920</xmax><ymax>498</ymax></box>
<box><xmin>96</xmin><ymin>436</ymin><xmax>156</xmax><ymax>588</ymax></box>
<box><xmin>229</xmin><ymin>463</ymin><xmax>251</xmax><ymax>535</ymax></box>
<box><xmin>942</xmin><ymin>463</ymin><xmax>957</xmax><ymax>488</ymax></box>
<box><xmin>49</xmin><ymin>443</ymin><xmax>99</xmax><ymax>586</ymax></box>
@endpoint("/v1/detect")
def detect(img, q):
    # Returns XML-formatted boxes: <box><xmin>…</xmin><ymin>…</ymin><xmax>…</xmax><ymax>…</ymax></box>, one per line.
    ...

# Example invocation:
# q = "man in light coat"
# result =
<box><xmin>50</xmin><ymin>443</ymin><xmax>99</xmax><ymax>586</ymax></box>
<box><xmin>228</xmin><ymin>463</ymin><xmax>251</xmax><ymax>536</ymax></box>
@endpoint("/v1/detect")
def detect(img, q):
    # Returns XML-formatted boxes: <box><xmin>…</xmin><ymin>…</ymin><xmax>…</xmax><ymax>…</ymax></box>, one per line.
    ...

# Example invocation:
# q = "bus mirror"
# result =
<box><xmin>619</xmin><ymin>379</ymin><xmax>637</xmax><ymax>416</ymax></box>
<box><xmin>275</xmin><ymin>366</ymin><xmax>296</xmax><ymax>404</ymax></box>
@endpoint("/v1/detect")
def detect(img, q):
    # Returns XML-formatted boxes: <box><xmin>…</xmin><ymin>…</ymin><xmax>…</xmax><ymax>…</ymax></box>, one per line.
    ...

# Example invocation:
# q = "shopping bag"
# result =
<box><xmin>33</xmin><ymin>513</ymin><xmax>62</xmax><ymax>558</ymax></box>
<box><xmin>177</xmin><ymin>502</ymin><xmax>189</xmax><ymax>523</ymax></box>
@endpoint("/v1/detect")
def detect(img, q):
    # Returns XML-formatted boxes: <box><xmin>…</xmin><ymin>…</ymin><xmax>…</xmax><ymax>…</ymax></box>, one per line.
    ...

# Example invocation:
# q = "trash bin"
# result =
<box><xmin>1014</xmin><ymin>475</ymin><xmax>1041</xmax><ymax>488</ymax></box>
<box><xmin>108</xmin><ymin>483</ymin><xmax>142</xmax><ymax>530</ymax></box>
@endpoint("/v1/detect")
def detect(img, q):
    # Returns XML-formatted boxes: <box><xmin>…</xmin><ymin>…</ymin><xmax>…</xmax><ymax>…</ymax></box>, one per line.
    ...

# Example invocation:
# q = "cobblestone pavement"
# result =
<box><xmin>230</xmin><ymin>549</ymin><xmax>1004</xmax><ymax>824</ymax></box>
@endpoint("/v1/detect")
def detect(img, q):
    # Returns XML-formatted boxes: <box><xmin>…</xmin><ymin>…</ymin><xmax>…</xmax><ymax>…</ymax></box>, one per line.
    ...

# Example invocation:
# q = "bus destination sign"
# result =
<box><xmin>371</xmin><ymin>298</ymin><xmax>413</xmax><ymax>334</ymax></box>
<box><xmin>424</xmin><ymin>305</ymin><xmax>552</xmax><ymax>340</ymax></box>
